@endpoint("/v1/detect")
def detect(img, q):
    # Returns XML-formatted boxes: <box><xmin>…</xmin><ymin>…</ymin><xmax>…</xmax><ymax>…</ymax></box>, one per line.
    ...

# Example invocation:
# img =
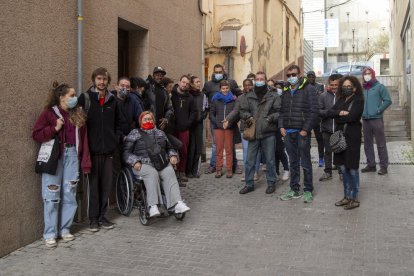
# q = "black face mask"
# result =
<box><xmin>342</xmin><ymin>88</ymin><xmax>353</xmax><ymax>97</ymax></box>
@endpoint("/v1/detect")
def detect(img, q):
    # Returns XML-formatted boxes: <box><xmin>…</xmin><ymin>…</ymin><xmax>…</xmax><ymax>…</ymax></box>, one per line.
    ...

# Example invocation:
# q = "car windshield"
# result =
<box><xmin>336</xmin><ymin>66</ymin><xmax>351</xmax><ymax>73</ymax></box>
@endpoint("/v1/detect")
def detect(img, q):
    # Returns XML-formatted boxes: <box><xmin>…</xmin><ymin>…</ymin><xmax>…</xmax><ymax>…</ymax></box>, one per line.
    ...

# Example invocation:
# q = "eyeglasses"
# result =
<box><xmin>286</xmin><ymin>73</ymin><xmax>298</xmax><ymax>77</ymax></box>
<box><xmin>342</xmin><ymin>86</ymin><xmax>354</xmax><ymax>89</ymax></box>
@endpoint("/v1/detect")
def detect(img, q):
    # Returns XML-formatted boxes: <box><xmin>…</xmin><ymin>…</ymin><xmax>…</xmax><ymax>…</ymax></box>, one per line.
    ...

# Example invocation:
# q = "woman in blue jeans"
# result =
<box><xmin>33</xmin><ymin>82</ymin><xmax>91</xmax><ymax>247</ymax></box>
<box><xmin>327</xmin><ymin>76</ymin><xmax>364</xmax><ymax>210</ymax></box>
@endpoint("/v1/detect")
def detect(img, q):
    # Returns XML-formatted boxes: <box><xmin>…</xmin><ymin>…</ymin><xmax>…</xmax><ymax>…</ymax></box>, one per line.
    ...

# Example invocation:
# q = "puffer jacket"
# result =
<box><xmin>319</xmin><ymin>90</ymin><xmax>337</xmax><ymax>133</ymax></box>
<box><xmin>123</xmin><ymin>128</ymin><xmax>177</xmax><ymax>167</ymax></box>
<box><xmin>362</xmin><ymin>81</ymin><xmax>392</xmax><ymax>119</ymax></box>
<box><xmin>203</xmin><ymin>74</ymin><xmax>241</xmax><ymax>103</ymax></box>
<box><xmin>210</xmin><ymin>94</ymin><xmax>237</xmax><ymax>129</ymax></box>
<box><xmin>239</xmin><ymin>88</ymin><xmax>281</xmax><ymax>140</ymax></box>
<box><xmin>278</xmin><ymin>77</ymin><xmax>319</xmax><ymax>132</ymax></box>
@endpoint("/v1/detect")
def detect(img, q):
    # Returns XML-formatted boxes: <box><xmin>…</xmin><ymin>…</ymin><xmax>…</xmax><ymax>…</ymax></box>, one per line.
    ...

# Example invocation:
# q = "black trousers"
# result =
<box><xmin>88</xmin><ymin>154</ymin><xmax>113</xmax><ymax>222</ymax></box>
<box><xmin>275</xmin><ymin>131</ymin><xmax>289</xmax><ymax>174</ymax></box>
<box><xmin>312</xmin><ymin>124</ymin><xmax>324</xmax><ymax>159</ymax></box>
<box><xmin>186</xmin><ymin>122</ymin><xmax>203</xmax><ymax>175</ymax></box>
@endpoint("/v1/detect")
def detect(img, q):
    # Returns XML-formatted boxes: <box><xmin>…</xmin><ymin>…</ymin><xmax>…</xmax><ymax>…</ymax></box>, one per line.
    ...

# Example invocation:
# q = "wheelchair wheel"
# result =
<box><xmin>136</xmin><ymin>181</ymin><xmax>151</xmax><ymax>226</ymax></box>
<box><xmin>115</xmin><ymin>168</ymin><xmax>134</xmax><ymax>216</ymax></box>
<box><xmin>174</xmin><ymin>212</ymin><xmax>186</xmax><ymax>221</ymax></box>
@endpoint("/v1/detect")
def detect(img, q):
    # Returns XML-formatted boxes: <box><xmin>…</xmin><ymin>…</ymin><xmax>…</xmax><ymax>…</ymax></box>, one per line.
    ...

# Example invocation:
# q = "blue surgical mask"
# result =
<box><xmin>277</xmin><ymin>88</ymin><xmax>283</xmax><ymax>96</ymax></box>
<box><xmin>287</xmin><ymin>77</ymin><xmax>299</xmax><ymax>86</ymax></box>
<box><xmin>67</xmin><ymin>96</ymin><xmax>78</xmax><ymax>109</ymax></box>
<box><xmin>255</xmin><ymin>81</ymin><xmax>266</xmax><ymax>87</ymax></box>
<box><xmin>214</xmin><ymin>74</ymin><xmax>223</xmax><ymax>81</ymax></box>
<box><xmin>119</xmin><ymin>88</ymin><xmax>127</xmax><ymax>99</ymax></box>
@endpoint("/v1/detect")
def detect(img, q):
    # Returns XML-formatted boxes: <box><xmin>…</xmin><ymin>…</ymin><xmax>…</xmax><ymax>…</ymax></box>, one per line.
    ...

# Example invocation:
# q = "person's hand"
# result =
<box><xmin>170</xmin><ymin>156</ymin><xmax>178</xmax><ymax>165</ymax></box>
<box><xmin>339</xmin><ymin>111</ymin><xmax>349</xmax><ymax>116</ymax></box>
<box><xmin>245</xmin><ymin>117</ymin><xmax>254</xmax><ymax>127</ymax></box>
<box><xmin>159</xmin><ymin>118</ymin><xmax>168</xmax><ymax>130</ymax></box>
<box><xmin>299</xmin><ymin>130</ymin><xmax>308</xmax><ymax>137</ymax></box>
<box><xmin>222</xmin><ymin>120</ymin><xmax>229</xmax><ymax>129</ymax></box>
<box><xmin>280</xmin><ymin>128</ymin><xmax>286</xmax><ymax>137</ymax></box>
<box><xmin>133</xmin><ymin>162</ymin><xmax>142</xmax><ymax>171</ymax></box>
<box><xmin>55</xmin><ymin>118</ymin><xmax>64</xmax><ymax>131</ymax></box>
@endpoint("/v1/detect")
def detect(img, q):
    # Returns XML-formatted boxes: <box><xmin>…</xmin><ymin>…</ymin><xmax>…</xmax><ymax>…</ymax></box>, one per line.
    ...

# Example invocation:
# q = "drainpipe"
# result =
<box><xmin>77</xmin><ymin>0</ymin><xmax>83</xmax><ymax>95</ymax></box>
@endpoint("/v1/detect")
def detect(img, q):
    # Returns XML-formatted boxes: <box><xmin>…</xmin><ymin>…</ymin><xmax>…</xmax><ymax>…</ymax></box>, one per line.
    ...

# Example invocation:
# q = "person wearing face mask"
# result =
<box><xmin>171</xmin><ymin>75</ymin><xmax>197</xmax><ymax>182</ymax></box>
<box><xmin>360</xmin><ymin>67</ymin><xmax>392</xmax><ymax>175</ymax></box>
<box><xmin>279</xmin><ymin>65</ymin><xmax>319</xmax><ymax>203</ymax></box>
<box><xmin>306</xmin><ymin>71</ymin><xmax>325</xmax><ymax>167</ymax></box>
<box><xmin>32</xmin><ymin>82</ymin><xmax>91</xmax><ymax>247</ymax></box>
<box><xmin>203</xmin><ymin>64</ymin><xmax>242</xmax><ymax>175</ymax></box>
<box><xmin>319</xmin><ymin>74</ymin><xmax>344</xmax><ymax>181</ymax></box>
<box><xmin>239</xmin><ymin>71</ymin><xmax>281</xmax><ymax>194</ymax></box>
<box><xmin>78</xmin><ymin>67</ymin><xmax>126</xmax><ymax>232</ymax></box>
<box><xmin>326</xmin><ymin>76</ymin><xmax>364</xmax><ymax>210</ymax></box>
<box><xmin>123</xmin><ymin>111</ymin><xmax>190</xmax><ymax>218</ymax></box>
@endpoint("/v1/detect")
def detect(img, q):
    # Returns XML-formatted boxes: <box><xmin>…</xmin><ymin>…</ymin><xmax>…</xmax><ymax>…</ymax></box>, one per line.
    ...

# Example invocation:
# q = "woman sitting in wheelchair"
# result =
<box><xmin>123</xmin><ymin>111</ymin><xmax>190</xmax><ymax>217</ymax></box>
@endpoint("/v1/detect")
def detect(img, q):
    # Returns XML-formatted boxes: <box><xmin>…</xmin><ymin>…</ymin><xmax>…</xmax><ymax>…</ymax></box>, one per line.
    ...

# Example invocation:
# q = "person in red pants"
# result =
<box><xmin>171</xmin><ymin>75</ymin><xmax>197</xmax><ymax>182</ymax></box>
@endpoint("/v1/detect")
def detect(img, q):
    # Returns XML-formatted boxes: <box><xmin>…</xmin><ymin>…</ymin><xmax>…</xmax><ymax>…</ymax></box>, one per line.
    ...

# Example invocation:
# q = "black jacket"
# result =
<box><xmin>278</xmin><ymin>78</ymin><xmax>319</xmax><ymax>132</ymax></box>
<box><xmin>189</xmin><ymin>89</ymin><xmax>207</xmax><ymax>123</ymax></box>
<box><xmin>146</xmin><ymin>75</ymin><xmax>174</xmax><ymax>125</ymax></box>
<box><xmin>78</xmin><ymin>87</ymin><xmax>125</xmax><ymax>155</ymax></box>
<box><xmin>203</xmin><ymin>74</ymin><xmax>241</xmax><ymax>104</ymax></box>
<box><xmin>210</xmin><ymin>95</ymin><xmax>237</xmax><ymax>129</ymax></box>
<box><xmin>171</xmin><ymin>85</ymin><xmax>197</xmax><ymax>132</ymax></box>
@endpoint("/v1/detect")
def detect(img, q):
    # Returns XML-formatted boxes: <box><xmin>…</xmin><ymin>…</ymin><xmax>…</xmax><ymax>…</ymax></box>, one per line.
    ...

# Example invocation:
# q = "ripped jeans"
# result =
<box><xmin>41</xmin><ymin>147</ymin><xmax>79</xmax><ymax>240</ymax></box>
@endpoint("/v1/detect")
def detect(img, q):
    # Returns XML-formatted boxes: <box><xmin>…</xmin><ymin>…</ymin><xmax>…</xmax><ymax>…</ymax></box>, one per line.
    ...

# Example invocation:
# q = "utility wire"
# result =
<box><xmin>303</xmin><ymin>0</ymin><xmax>353</xmax><ymax>14</ymax></box>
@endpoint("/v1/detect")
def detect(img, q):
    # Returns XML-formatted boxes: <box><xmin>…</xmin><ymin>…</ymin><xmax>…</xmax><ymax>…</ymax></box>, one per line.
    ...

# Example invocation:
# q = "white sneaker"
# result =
<box><xmin>175</xmin><ymin>201</ymin><xmax>190</xmax><ymax>214</ymax></box>
<box><xmin>149</xmin><ymin>205</ymin><xmax>161</xmax><ymax>217</ymax></box>
<box><xmin>282</xmin><ymin>170</ymin><xmax>290</xmax><ymax>181</ymax></box>
<box><xmin>254</xmin><ymin>173</ymin><xmax>259</xmax><ymax>181</ymax></box>
<box><xmin>45</xmin><ymin>238</ymin><xmax>57</xmax><ymax>248</ymax></box>
<box><xmin>61</xmin><ymin>233</ymin><xmax>75</xmax><ymax>242</ymax></box>
<box><xmin>241</xmin><ymin>173</ymin><xmax>245</xmax><ymax>182</ymax></box>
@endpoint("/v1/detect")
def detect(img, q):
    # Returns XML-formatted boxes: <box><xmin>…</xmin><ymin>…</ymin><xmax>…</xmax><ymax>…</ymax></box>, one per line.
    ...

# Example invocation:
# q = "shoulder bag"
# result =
<box><xmin>329</xmin><ymin>100</ymin><xmax>354</xmax><ymax>154</ymax></box>
<box><xmin>138</xmin><ymin>129</ymin><xmax>170</xmax><ymax>171</ymax></box>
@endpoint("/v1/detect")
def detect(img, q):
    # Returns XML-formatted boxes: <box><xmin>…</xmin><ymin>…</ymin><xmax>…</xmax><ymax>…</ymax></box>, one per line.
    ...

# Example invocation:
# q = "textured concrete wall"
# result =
<box><xmin>0</xmin><ymin>0</ymin><xmax>202</xmax><ymax>257</ymax></box>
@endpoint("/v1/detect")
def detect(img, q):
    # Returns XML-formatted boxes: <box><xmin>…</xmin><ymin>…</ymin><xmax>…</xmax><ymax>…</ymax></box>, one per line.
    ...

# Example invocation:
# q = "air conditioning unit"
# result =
<box><xmin>219</xmin><ymin>30</ymin><xmax>237</xmax><ymax>48</ymax></box>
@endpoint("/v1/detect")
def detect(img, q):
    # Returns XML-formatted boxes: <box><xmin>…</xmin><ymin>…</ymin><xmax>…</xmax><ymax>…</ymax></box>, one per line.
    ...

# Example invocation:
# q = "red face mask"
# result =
<box><xmin>141</xmin><ymin>122</ymin><xmax>155</xmax><ymax>130</ymax></box>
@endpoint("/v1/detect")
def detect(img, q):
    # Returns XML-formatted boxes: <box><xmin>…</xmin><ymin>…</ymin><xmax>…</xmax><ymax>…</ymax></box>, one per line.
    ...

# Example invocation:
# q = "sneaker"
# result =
<box><xmin>215</xmin><ymin>170</ymin><xmax>223</xmax><ymax>178</ymax></box>
<box><xmin>319</xmin><ymin>172</ymin><xmax>332</xmax><ymax>181</ymax></box>
<box><xmin>241</xmin><ymin>173</ymin><xmax>245</xmax><ymax>182</ymax></box>
<box><xmin>179</xmin><ymin>172</ymin><xmax>188</xmax><ymax>182</ymax></box>
<box><xmin>319</xmin><ymin>158</ymin><xmax>325</xmax><ymax>167</ymax></box>
<box><xmin>175</xmin><ymin>201</ymin><xmax>190</xmax><ymax>214</ymax></box>
<box><xmin>204</xmin><ymin>166</ymin><xmax>216</xmax><ymax>174</ymax></box>
<box><xmin>378</xmin><ymin>168</ymin><xmax>388</xmax><ymax>175</ymax></box>
<box><xmin>280</xmin><ymin>189</ymin><xmax>302</xmax><ymax>201</ymax></box>
<box><xmin>89</xmin><ymin>222</ymin><xmax>99</xmax><ymax>232</ymax></box>
<box><xmin>253</xmin><ymin>173</ymin><xmax>259</xmax><ymax>181</ymax></box>
<box><xmin>239</xmin><ymin>186</ymin><xmax>254</xmax><ymax>194</ymax></box>
<box><xmin>361</xmin><ymin>165</ymin><xmax>376</xmax><ymax>173</ymax></box>
<box><xmin>281</xmin><ymin>170</ymin><xmax>290</xmax><ymax>181</ymax></box>
<box><xmin>61</xmin><ymin>233</ymin><xmax>75</xmax><ymax>242</ymax></box>
<box><xmin>149</xmin><ymin>205</ymin><xmax>161</xmax><ymax>217</ymax></box>
<box><xmin>335</xmin><ymin>197</ymin><xmax>350</xmax><ymax>206</ymax></box>
<box><xmin>233</xmin><ymin>166</ymin><xmax>243</xmax><ymax>174</ymax></box>
<box><xmin>265</xmin><ymin>185</ymin><xmax>275</xmax><ymax>194</ymax></box>
<box><xmin>303</xmin><ymin>191</ymin><xmax>313</xmax><ymax>203</ymax></box>
<box><xmin>344</xmin><ymin>199</ymin><xmax>360</xmax><ymax>210</ymax></box>
<box><xmin>100</xmin><ymin>218</ymin><xmax>115</xmax><ymax>229</ymax></box>
<box><xmin>45</xmin><ymin>238</ymin><xmax>57</xmax><ymax>248</ymax></box>
<box><xmin>226</xmin><ymin>172</ymin><xmax>233</xmax><ymax>178</ymax></box>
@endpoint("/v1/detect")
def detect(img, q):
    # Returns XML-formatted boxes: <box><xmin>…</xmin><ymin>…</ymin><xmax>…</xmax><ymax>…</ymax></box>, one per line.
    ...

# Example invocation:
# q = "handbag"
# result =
<box><xmin>329</xmin><ymin>100</ymin><xmax>354</xmax><ymax>154</ymax></box>
<box><xmin>35</xmin><ymin>106</ymin><xmax>63</xmax><ymax>174</ymax></box>
<box><xmin>242</xmin><ymin>100</ymin><xmax>265</xmax><ymax>141</ymax></box>
<box><xmin>138</xmin><ymin>129</ymin><xmax>170</xmax><ymax>171</ymax></box>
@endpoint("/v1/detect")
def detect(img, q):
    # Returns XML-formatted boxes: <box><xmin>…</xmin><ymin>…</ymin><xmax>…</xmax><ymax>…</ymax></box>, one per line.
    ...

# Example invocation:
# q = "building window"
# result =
<box><xmin>337</xmin><ymin>54</ymin><xmax>348</xmax><ymax>62</ymax></box>
<box><xmin>264</xmin><ymin>0</ymin><xmax>270</xmax><ymax>33</ymax></box>
<box><xmin>286</xmin><ymin>16</ymin><xmax>290</xmax><ymax>61</ymax></box>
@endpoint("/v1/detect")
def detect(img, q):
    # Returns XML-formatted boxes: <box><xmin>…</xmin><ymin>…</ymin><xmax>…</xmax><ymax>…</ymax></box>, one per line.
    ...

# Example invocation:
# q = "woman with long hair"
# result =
<box><xmin>327</xmin><ymin>76</ymin><xmax>364</xmax><ymax>209</ymax></box>
<box><xmin>32</xmin><ymin>82</ymin><xmax>91</xmax><ymax>247</ymax></box>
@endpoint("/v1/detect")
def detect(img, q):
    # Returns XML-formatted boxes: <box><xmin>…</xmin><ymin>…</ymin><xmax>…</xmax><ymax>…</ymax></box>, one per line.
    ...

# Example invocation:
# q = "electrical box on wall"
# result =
<box><xmin>219</xmin><ymin>30</ymin><xmax>237</xmax><ymax>47</ymax></box>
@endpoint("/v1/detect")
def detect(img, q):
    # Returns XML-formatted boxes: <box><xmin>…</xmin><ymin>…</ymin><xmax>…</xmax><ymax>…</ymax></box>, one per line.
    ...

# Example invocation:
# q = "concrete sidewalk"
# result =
<box><xmin>1</xmin><ymin>141</ymin><xmax>413</xmax><ymax>275</ymax></box>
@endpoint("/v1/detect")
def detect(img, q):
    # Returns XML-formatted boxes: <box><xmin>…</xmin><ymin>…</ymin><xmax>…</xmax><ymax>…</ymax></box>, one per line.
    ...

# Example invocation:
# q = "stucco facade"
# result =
<box><xmin>0</xmin><ymin>0</ymin><xmax>203</xmax><ymax>257</ymax></box>
<box><xmin>203</xmin><ymin>0</ymin><xmax>304</xmax><ymax>84</ymax></box>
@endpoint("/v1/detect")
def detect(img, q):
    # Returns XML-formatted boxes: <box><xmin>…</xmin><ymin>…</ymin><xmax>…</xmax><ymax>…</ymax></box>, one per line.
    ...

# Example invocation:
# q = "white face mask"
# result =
<box><xmin>363</xmin><ymin>74</ymin><xmax>372</xmax><ymax>82</ymax></box>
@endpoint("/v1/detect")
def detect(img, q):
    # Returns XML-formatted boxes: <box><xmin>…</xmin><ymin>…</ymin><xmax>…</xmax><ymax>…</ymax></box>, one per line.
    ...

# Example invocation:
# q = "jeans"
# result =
<box><xmin>41</xmin><ymin>147</ymin><xmax>79</xmax><ymax>240</ymax></box>
<box><xmin>340</xmin><ymin>165</ymin><xmax>359</xmax><ymax>199</ymax></box>
<box><xmin>241</xmin><ymin>131</ymin><xmax>260</xmax><ymax>173</ymax></box>
<box><xmin>245</xmin><ymin>135</ymin><xmax>277</xmax><ymax>188</ymax></box>
<box><xmin>210</xmin><ymin>121</ymin><xmax>237</xmax><ymax>168</ymax></box>
<box><xmin>285</xmin><ymin>132</ymin><xmax>313</xmax><ymax>192</ymax></box>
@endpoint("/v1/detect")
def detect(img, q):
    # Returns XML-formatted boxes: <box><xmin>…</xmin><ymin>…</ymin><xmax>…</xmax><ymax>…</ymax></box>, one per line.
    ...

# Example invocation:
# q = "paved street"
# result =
<box><xmin>1</xmin><ymin>142</ymin><xmax>414</xmax><ymax>275</ymax></box>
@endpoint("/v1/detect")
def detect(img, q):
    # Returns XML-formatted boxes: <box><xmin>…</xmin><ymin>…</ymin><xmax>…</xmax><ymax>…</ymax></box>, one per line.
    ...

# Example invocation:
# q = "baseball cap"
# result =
<box><xmin>153</xmin><ymin>66</ymin><xmax>166</xmax><ymax>75</ymax></box>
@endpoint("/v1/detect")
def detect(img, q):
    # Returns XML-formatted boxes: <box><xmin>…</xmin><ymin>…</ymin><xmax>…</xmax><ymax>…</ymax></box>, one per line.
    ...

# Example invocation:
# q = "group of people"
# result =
<box><xmin>32</xmin><ymin>62</ymin><xmax>392</xmax><ymax>248</ymax></box>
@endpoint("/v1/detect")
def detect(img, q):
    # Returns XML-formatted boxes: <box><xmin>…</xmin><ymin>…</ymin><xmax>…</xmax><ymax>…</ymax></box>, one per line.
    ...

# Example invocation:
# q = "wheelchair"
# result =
<box><xmin>115</xmin><ymin>166</ymin><xmax>186</xmax><ymax>226</ymax></box>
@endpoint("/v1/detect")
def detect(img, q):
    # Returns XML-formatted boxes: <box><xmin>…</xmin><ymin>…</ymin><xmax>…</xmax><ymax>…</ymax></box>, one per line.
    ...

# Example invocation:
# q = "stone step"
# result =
<box><xmin>386</xmin><ymin>136</ymin><xmax>411</xmax><ymax>142</ymax></box>
<box><xmin>384</xmin><ymin>120</ymin><xmax>407</xmax><ymax>126</ymax></box>
<box><xmin>384</xmin><ymin>125</ymin><xmax>408</xmax><ymax>132</ymax></box>
<box><xmin>385</xmin><ymin>130</ymin><xmax>409</xmax><ymax>137</ymax></box>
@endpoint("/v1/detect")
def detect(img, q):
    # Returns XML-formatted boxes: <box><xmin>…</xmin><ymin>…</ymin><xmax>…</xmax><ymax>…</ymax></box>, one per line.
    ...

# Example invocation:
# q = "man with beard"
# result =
<box><xmin>78</xmin><ymin>67</ymin><xmax>125</xmax><ymax>232</ymax></box>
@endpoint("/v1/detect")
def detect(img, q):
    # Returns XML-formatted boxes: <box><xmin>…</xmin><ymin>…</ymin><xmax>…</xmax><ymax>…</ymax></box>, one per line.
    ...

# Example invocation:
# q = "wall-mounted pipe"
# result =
<box><xmin>77</xmin><ymin>0</ymin><xmax>83</xmax><ymax>95</ymax></box>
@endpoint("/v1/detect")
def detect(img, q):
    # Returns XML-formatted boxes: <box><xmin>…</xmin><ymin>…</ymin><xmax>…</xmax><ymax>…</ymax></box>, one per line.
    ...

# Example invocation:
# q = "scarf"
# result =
<box><xmin>189</xmin><ymin>88</ymin><xmax>201</xmax><ymax>96</ymax></box>
<box><xmin>211</xmin><ymin>91</ymin><xmax>235</xmax><ymax>104</ymax></box>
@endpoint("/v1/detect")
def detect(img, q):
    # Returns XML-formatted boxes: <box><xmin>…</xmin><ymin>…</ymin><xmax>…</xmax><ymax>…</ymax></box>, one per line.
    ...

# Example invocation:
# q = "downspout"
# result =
<box><xmin>77</xmin><ymin>0</ymin><xmax>83</xmax><ymax>95</ymax></box>
<box><xmin>199</xmin><ymin>0</ymin><xmax>208</xmax><ymax>163</ymax></box>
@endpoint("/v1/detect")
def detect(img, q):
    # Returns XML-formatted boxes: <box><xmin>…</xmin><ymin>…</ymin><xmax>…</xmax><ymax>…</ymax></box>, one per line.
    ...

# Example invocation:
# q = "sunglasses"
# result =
<box><xmin>286</xmin><ymin>73</ymin><xmax>298</xmax><ymax>77</ymax></box>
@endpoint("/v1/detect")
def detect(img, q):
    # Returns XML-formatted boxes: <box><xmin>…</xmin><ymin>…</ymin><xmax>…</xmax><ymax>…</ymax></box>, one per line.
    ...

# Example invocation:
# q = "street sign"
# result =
<box><xmin>324</xmin><ymin>18</ymin><xmax>339</xmax><ymax>48</ymax></box>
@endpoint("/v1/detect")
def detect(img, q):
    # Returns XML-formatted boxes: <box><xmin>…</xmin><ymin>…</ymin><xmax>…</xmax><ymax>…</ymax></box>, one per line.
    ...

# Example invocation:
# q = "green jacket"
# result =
<box><xmin>362</xmin><ymin>81</ymin><xmax>392</xmax><ymax>119</ymax></box>
<box><xmin>239</xmin><ymin>89</ymin><xmax>281</xmax><ymax>140</ymax></box>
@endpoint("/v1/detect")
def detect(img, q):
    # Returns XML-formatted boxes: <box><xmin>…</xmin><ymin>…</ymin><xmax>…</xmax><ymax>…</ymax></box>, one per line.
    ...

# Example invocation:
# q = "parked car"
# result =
<box><xmin>322</xmin><ymin>65</ymin><xmax>367</xmax><ymax>77</ymax></box>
